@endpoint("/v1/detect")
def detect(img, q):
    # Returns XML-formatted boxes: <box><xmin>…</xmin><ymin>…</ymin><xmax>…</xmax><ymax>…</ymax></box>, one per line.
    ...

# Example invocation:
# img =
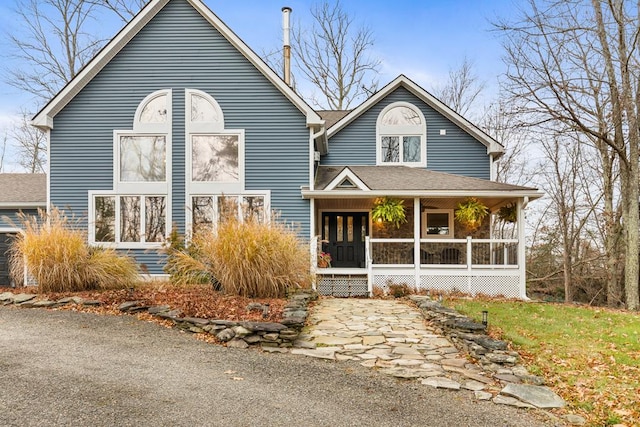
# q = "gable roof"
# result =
<box><xmin>311</xmin><ymin>165</ymin><xmax>541</xmax><ymax>198</ymax></box>
<box><xmin>317</xmin><ymin>110</ymin><xmax>351</xmax><ymax>129</ymax></box>
<box><xmin>0</xmin><ymin>174</ymin><xmax>47</xmax><ymax>208</ymax></box>
<box><xmin>326</xmin><ymin>75</ymin><xmax>504</xmax><ymax>157</ymax></box>
<box><xmin>32</xmin><ymin>0</ymin><xmax>323</xmax><ymax>130</ymax></box>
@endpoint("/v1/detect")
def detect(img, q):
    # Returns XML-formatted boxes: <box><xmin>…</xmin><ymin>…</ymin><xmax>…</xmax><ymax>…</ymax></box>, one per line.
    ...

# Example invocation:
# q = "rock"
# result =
<box><xmin>501</xmin><ymin>383</ymin><xmax>565</xmax><ymax>408</ymax></box>
<box><xmin>494</xmin><ymin>373</ymin><xmax>521</xmax><ymax>383</ymax></box>
<box><xmin>516</xmin><ymin>374</ymin><xmax>546</xmax><ymax>386</ymax></box>
<box><xmin>462</xmin><ymin>380</ymin><xmax>486</xmax><ymax>391</ymax></box>
<box><xmin>472</xmin><ymin>336</ymin><xmax>508</xmax><ymax>351</ymax></box>
<box><xmin>564</xmin><ymin>414</ymin><xmax>586</xmax><ymax>425</ymax></box>
<box><xmin>485</xmin><ymin>353</ymin><xmax>518</xmax><ymax>365</ymax></box>
<box><xmin>261</xmin><ymin>333</ymin><xmax>280</xmax><ymax>342</ymax></box>
<box><xmin>13</xmin><ymin>293</ymin><xmax>36</xmax><ymax>304</ymax></box>
<box><xmin>216</xmin><ymin>328</ymin><xmax>236</xmax><ymax>342</ymax></box>
<box><xmin>362</xmin><ymin>335</ymin><xmax>386</xmax><ymax>346</ymax></box>
<box><xmin>493</xmin><ymin>395</ymin><xmax>535</xmax><ymax>408</ymax></box>
<box><xmin>81</xmin><ymin>300</ymin><xmax>101</xmax><ymax>306</ymax></box>
<box><xmin>281</xmin><ymin>317</ymin><xmax>306</xmax><ymax>326</ymax></box>
<box><xmin>202</xmin><ymin>324</ymin><xmax>226</xmax><ymax>334</ymax></box>
<box><xmin>421</xmin><ymin>377</ymin><xmax>461</xmax><ymax>390</ymax></box>
<box><xmin>157</xmin><ymin>309</ymin><xmax>182</xmax><ymax>320</ymax></box>
<box><xmin>226</xmin><ymin>338</ymin><xmax>249</xmax><ymax>349</ymax></box>
<box><xmin>290</xmin><ymin>348</ymin><xmax>336</xmax><ymax>360</ymax></box>
<box><xmin>461</xmin><ymin>372</ymin><xmax>495</xmax><ymax>385</ymax></box>
<box><xmin>148</xmin><ymin>305</ymin><xmax>171</xmax><ymax>314</ymax></box>
<box><xmin>188</xmin><ymin>326</ymin><xmax>204</xmax><ymax>334</ymax></box>
<box><xmin>245</xmin><ymin>302</ymin><xmax>264</xmax><ymax>311</ymax></box>
<box><xmin>261</xmin><ymin>346</ymin><xmax>289</xmax><ymax>353</ymax></box>
<box><xmin>292</xmin><ymin>340</ymin><xmax>316</xmax><ymax>349</ymax></box>
<box><xmin>474</xmin><ymin>391</ymin><xmax>493</xmax><ymax>401</ymax></box>
<box><xmin>232</xmin><ymin>326</ymin><xmax>252</xmax><ymax>337</ymax></box>
<box><xmin>446</xmin><ymin>319</ymin><xmax>486</xmax><ymax>332</ymax></box>
<box><xmin>182</xmin><ymin>317</ymin><xmax>209</xmax><ymax>326</ymax></box>
<box><xmin>440</xmin><ymin>358</ymin><xmax>468</xmax><ymax>368</ymax></box>
<box><xmin>238</xmin><ymin>321</ymin><xmax>286</xmax><ymax>332</ymax></box>
<box><xmin>57</xmin><ymin>296</ymin><xmax>83</xmax><ymax>305</ymax></box>
<box><xmin>118</xmin><ymin>301</ymin><xmax>141</xmax><ymax>312</ymax></box>
<box><xmin>32</xmin><ymin>300</ymin><xmax>56</xmax><ymax>308</ymax></box>
<box><xmin>0</xmin><ymin>292</ymin><xmax>14</xmax><ymax>302</ymax></box>
<box><xmin>243</xmin><ymin>334</ymin><xmax>262</xmax><ymax>344</ymax></box>
<box><xmin>128</xmin><ymin>305</ymin><xmax>150</xmax><ymax>313</ymax></box>
<box><xmin>210</xmin><ymin>320</ymin><xmax>238</xmax><ymax>327</ymax></box>
<box><xmin>379</xmin><ymin>367</ymin><xmax>442</xmax><ymax>379</ymax></box>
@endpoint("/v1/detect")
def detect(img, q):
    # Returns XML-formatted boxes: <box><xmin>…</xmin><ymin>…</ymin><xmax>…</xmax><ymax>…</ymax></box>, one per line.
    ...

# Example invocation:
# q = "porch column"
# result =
<box><xmin>310</xmin><ymin>199</ymin><xmax>317</xmax><ymax>291</ymax></box>
<box><xmin>517</xmin><ymin>198</ymin><xmax>527</xmax><ymax>298</ymax></box>
<box><xmin>414</xmin><ymin>197</ymin><xmax>421</xmax><ymax>291</ymax></box>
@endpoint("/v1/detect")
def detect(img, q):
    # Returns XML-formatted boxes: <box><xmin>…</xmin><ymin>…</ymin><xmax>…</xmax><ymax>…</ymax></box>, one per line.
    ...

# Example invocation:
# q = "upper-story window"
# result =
<box><xmin>376</xmin><ymin>102</ymin><xmax>426</xmax><ymax>167</ymax></box>
<box><xmin>186</xmin><ymin>89</ymin><xmax>244</xmax><ymax>194</ymax></box>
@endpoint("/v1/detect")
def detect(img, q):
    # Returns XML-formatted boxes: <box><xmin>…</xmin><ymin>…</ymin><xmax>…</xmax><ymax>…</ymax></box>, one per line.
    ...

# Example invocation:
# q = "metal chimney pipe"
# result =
<box><xmin>282</xmin><ymin>6</ymin><xmax>292</xmax><ymax>86</ymax></box>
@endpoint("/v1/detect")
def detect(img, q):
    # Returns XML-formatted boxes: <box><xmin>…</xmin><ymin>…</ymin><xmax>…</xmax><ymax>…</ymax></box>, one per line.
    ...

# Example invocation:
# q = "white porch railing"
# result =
<box><xmin>368</xmin><ymin>237</ymin><xmax>519</xmax><ymax>268</ymax></box>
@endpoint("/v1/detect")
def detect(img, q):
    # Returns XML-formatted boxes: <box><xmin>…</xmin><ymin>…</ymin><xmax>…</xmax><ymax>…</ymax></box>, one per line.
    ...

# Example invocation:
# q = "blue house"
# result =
<box><xmin>9</xmin><ymin>0</ymin><xmax>541</xmax><ymax>296</ymax></box>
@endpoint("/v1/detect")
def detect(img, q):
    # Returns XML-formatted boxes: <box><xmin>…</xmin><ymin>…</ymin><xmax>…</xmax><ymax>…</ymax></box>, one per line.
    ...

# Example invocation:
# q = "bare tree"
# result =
<box><xmin>6</xmin><ymin>0</ymin><xmax>105</xmax><ymax>103</ymax></box>
<box><xmin>432</xmin><ymin>57</ymin><xmax>485</xmax><ymax>117</ymax></box>
<box><xmin>89</xmin><ymin>0</ymin><xmax>146</xmax><ymax>22</ymax></box>
<box><xmin>496</xmin><ymin>0</ymin><xmax>639</xmax><ymax>309</ymax></box>
<box><xmin>11</xmin><ymin>110</ymin><xmax>47</xmax><ymax>173</ymax></box>
<box><xmin>291</xmin><ymin>1</ymin><xmax>381</xmax><ymax>110</ymax></box>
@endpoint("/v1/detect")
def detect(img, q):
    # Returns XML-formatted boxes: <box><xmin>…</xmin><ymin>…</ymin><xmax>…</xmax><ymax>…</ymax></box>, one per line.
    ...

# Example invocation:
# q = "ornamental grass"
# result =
<box><xmin>164</xmin><ymin>218</ymin><xmax>312</xmax><ymax>298</ymax></box>
<box><xmin>9</xmin><ymin>208</ymin><xmax>138</xmax><ymax>292</ymax></box>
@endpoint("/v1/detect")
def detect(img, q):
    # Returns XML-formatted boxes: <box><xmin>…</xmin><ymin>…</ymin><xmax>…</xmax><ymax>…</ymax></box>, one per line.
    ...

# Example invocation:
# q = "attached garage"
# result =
<box><xmin>0</xmin><ymin>174</ymin><xmax>46</xmax><ymax>288</ymax></box>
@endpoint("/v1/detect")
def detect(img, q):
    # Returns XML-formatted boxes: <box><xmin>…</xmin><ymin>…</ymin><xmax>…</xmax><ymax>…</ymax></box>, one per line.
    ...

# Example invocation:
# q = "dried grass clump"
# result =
<box><xmin>9</xmin><ymin>208</ymin><xmax>138</xmax><ymax>292</ymax></box>
<box><xmin>164</xmin><ymin>218</ymin><xmax>312</xmax><ymax>298</ymax></box>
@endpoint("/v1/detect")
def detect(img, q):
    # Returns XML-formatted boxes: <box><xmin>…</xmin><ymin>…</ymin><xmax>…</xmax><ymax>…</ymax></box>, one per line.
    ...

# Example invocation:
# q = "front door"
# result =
<box><xmin>321</xmin><ymin>212</ymin><xmax>369</xmax><ymax>268</ymax></box>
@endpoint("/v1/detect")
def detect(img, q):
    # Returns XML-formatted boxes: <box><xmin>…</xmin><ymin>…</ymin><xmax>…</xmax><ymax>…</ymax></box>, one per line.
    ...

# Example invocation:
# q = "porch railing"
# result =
<box><xmin>369</xmin><ymin>237</ymin><xmax>519</xmax><ymax>268</ymax></box>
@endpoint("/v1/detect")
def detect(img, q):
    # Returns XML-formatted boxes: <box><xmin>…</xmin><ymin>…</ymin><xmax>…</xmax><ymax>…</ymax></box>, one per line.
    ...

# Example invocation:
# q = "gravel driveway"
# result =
<box><xmin>0</xmin><ymin>307</ymin><xmax>556</xmax><ymax>427</ymax></box>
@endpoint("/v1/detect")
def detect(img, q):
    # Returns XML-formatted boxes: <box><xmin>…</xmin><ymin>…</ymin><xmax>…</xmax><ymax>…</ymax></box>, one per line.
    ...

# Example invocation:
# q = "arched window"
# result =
<box><xmin>376</xmin><ymin>102</ymin><xmax>426</xmax><ymax>167</ymax></box>
<box><xmin>90</xmin><ymin>89</ymin><xmax>172</xmax><ymax>248</ymax></box>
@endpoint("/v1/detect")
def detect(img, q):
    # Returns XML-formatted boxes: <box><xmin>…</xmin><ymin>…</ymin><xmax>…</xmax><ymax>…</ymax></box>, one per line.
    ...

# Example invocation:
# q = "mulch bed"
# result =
<box><xmin>12</xmin><ymin>283</ymin><xmax>287</xmax><ymax>323</ymax></box>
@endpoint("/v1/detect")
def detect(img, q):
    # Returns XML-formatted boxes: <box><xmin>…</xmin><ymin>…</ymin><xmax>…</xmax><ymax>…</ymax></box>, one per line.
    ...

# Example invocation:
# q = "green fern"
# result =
<box><xmin>371</xmin><ymin>197</ymin><xmax>407</xmax><ymax>229</ymax></box>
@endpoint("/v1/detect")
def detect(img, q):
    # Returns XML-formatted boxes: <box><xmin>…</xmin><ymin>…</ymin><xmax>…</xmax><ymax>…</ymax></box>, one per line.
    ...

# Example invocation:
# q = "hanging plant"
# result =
<box><xmin>497</xmin><ymin>203</ymin><xmax>517</xmax><ymax>223</ymax></box>
<box><xmin>371</xmin><ymin>197</ymin><xmax>407</xmax><ymax>229</ymax></box>
<box><xmin>455</xmin><ymin>197</ymin><xmax>489</xmax><ymax>231</ymax></box>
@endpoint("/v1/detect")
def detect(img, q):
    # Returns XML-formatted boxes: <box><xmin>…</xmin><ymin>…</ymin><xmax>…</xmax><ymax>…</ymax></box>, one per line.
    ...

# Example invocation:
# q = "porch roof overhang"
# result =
<box><xmin>305</xmin><ymin>165</ymin><xmax>544</xmax><ymax>202</ymax></box>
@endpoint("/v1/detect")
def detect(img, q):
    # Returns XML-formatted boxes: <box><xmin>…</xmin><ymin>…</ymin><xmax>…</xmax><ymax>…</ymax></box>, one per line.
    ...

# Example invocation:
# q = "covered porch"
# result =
<box><xmin>303</xmin><ymin>166</ymin><xmax>542</xmax><ymax>298</ymax></box>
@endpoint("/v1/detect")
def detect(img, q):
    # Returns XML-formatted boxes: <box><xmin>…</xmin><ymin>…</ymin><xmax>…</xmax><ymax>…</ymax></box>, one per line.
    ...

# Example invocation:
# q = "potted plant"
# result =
<box><xmin>497</xmin><ymin>203</ymin><xmax>517</xmax><ymax>223</ymax></box>
<box><xmin>455</xmin><ymin>197</ymin><xmax>489</xmax><ymax>232</ymax></box>
<box><xmin>371</xmin><ymin>197</ymin><xmax>407</xmax><ymax>229</ymax></box>
<box><xmin>317</xmin><ymin>251</ymin><xmax>332</xmax><ymax>268</ymax></box>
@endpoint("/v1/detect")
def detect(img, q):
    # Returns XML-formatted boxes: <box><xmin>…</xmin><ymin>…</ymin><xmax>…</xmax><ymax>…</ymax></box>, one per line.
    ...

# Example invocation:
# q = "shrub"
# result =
<box><xmin>163</xmin><ymin>218</ymin><xmax>312</xmax><ymax>298</ymax></box>
<box><xmin>9</xmin><ymin>208</ymin><xmax>138</xmax><ymax>292</ymax></box>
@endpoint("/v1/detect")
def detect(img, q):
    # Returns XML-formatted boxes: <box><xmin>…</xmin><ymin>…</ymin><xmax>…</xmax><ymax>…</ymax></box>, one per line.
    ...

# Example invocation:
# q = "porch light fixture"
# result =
<box><xmin>482</xmin><ymin>310</ymin><xmax>488</xmax><ymax>327</ymax></box>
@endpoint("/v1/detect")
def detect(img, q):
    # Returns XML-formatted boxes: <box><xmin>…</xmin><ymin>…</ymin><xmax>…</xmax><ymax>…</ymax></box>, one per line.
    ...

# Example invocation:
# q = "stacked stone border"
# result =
<box><xmin>0</xmin><ymin>290</ymin><xmax>317</xmax><ymax>351</ymax></box>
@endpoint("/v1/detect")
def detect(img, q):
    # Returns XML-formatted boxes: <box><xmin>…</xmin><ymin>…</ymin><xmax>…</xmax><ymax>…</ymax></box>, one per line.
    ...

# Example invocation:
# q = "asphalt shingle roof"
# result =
<box><xmin>315</xmin><ymin>165</ymin><xmax>537</xmax><ymax>192</ymax></box>
<box><xmin>0</xmin><ymin>173</ymin><xmax>47</xmax><ymax>205</ymax></box>
<box><xmin>317</xmin><ymin>110</ymin><xmax>351</xmax><ymax>129</ymax></box>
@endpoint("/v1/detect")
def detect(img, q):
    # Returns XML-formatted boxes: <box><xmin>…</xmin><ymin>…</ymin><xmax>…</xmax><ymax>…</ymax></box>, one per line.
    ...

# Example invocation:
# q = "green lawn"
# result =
<box><xmin>447</xmin><ymin>299</ymin><xmax>640</xmax><ymax>426</ymax></box>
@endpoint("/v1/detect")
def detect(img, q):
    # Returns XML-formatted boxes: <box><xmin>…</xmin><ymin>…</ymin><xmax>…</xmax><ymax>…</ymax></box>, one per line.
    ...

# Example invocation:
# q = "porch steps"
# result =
<box><xmin>317</xmin><ymin>274</ymin><xmax>368</xmax><ymax>297</ymax></box>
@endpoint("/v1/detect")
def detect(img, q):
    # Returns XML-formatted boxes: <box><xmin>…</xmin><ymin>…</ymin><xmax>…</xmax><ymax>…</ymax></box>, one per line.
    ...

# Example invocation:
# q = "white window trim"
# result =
<box><xmin>88</xmin><ymin>191</ymin><xmax>170</xmax><ymax>249</ymax></box>
<box><xmin>325</xmin><ymin>167</ymin><xmax>370</xmax><ymax>191</ymax></box>
<box><xmin>186</xmin><ymin>191</ymin><xmax>271</xmax><ymax>233</ymax></box>
<box><xmin>134</xmin><ymin>89</ymin><xmax>172</xmax><ymax>132</ymax></box>
<box><xmin>185</xmin><ymin>88</ymin><xmax>225</xmax><ymax>133</ymax></box>
<box><xmin>186</xmin><ymin>130</ymin><xmax>246</xmax><ymax>194</ymax></box>
<box><xmin>113</xmin><ymin>131</ymin><xmax>171</xmax><ymax>194</ymax></box>
<box><xmin>376</xmin><ymin>101</ymin><xmax>427</xmax><ymax>167</ymax></box>
<box><xmin>185</xmin><ymin>89</ymin><xmax>247</xmax><ymax>215</ymax></box>
<box><xmin>421</xmin><ymin>209</ymin><xmax>454</xmax><ymax>238</ymax></box>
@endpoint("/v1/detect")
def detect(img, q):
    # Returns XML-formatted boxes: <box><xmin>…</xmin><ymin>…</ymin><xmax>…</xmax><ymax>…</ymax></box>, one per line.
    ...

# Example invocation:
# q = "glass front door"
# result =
<box><xmin>321</xmin><ymin>212</ymin><xmax>369</xmax><ymax>268</ymax></box>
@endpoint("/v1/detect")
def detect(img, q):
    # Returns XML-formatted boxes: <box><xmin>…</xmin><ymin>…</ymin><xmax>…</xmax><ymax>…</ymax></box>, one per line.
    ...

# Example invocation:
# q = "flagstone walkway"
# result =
<box><xmin>291</xmin><ymin>298</ymin><xmax>496</xmax><ymax>395</ymax></box>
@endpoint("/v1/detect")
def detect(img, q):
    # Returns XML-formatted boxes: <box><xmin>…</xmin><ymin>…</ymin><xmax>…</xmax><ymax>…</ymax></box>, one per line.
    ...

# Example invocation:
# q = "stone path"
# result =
<box><xmin>292</xmin><ymin>298</ymin><xmax>570</xmax><ymax>418</ymax></box>
<box><xmin>293</xmin><ymin>299</ymin><xmax>490</xmax><ymax>387</ymax></box>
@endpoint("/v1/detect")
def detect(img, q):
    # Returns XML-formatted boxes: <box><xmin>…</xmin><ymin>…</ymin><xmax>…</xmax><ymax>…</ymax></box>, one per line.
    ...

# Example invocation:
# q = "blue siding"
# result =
<box><xmin>324</xmin><ymin>87</ymin><xmax>490</xmax><ymax>179</ymax></box>
<box><xmin>49</xmin><ymin>0</ymin><xmax>310</xmax><ymax>273</ymax></box>
<box><xmin>0</xmin><ymin>209</ymin><xmax>39</xmax><ymax>229</ymax></box>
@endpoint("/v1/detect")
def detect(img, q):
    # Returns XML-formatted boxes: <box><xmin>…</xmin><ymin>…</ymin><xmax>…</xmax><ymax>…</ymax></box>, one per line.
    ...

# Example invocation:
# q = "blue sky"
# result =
<box><xmin>0</xmin><ymin>0</ymin><xmax>520</xmax><ymax>168</ymax></box>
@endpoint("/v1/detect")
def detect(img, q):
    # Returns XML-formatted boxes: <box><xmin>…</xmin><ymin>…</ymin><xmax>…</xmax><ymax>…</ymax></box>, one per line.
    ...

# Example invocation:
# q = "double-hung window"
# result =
<box><xmin>377</xmin><ymin>102</ymin><xmax>426</xmax><ymax>167</ymax></box>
